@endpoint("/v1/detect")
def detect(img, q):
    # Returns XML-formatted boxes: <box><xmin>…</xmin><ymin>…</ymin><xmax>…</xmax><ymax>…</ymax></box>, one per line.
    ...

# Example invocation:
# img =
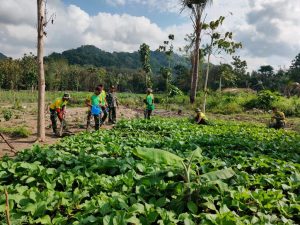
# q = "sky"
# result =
<box><xmin>0</xmin><ymin>0</ymin><xmax>300</xmax><ymax>71</ymax></box>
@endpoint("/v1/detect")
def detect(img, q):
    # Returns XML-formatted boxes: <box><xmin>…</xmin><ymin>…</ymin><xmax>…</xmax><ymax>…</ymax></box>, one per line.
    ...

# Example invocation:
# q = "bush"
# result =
<box><xmin>244</xmin><ymin>90</ymin><xmax>280</xmax><ymax>110</ymax></box>
<box><xmin>168</xmin><ymin>85</ymin><xmax>183</xmax><ymax>98</ymax></box>
<box><xmin>273</xmin><ymin>96</ymin><xmax>300</xmax><ymax>117</ymax></box>
<box><xmin>2</xmin><ymin>109</ymin><xmax>13</xmax><ymax>121</ymax></box>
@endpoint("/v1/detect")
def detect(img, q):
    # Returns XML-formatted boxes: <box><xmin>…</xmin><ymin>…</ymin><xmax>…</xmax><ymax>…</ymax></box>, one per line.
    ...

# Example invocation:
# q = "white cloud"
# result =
<box><xmin>106</xmin><ymin>0</ymin><xmax>126</xmax><ymax>7</ymax></box>
<box><xmin>0</xmin><ymin>0</ymin><xmax>168</xmax><ymax>57</ymax></box>
<box><xmin>0</xmin><ymin>0</ymin><xmax>299</xmax><ymax>71</ymax></box>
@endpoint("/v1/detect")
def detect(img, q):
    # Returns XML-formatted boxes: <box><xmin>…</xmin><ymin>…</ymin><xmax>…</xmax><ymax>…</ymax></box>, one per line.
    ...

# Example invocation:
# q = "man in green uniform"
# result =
<box><xmin>49</xmin><ymin>93</ymin><xmax>70</xmax><ymax>135</ymax></box>
<box><xmin>107</xmin><ymin>85</ymin><xmax>119</xmax><ymax>124</ymax></box>
<box><xmin>194</xmin><ymin>108</ymin><xmax>208</xmax><ymax>125</ymax></box>
<box><xmin>144</xmin><ymin>88</ymin><xmax>155</xmax><ymax>119</ymax></box>
<box><xmin>269</xmin><ymin>107</ymin><xmax>286</xmax><ymax>129</ymax></box>
<box><xmin>86</xmin><ymin>87</ymin><xmax>102</xmax><ymax>131</ymax></box>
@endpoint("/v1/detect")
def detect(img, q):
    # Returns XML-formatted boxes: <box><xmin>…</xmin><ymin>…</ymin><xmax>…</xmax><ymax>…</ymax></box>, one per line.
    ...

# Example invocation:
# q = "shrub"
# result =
<box><xmin>2</xmin><ymin>109</ymin><xmax>13</xmax><ymax>121</ymax></box>
<box><xmin>168</xmin><ymin>85</ymin><xmax>183</xmax><ymax>98</ymax></box>
<box><xmin>273</xmin><ymin>96</ymin><xmax>300</xmax><ymax>117</ymax></box>
<box><xmin>244</xmin><ymin>90</ymin><xmax>280</xmax><ymax>110</ymax></box>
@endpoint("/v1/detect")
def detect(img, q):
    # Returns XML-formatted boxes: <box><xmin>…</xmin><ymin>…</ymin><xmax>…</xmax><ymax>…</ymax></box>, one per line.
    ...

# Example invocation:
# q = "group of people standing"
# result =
<box><xmin>49</xmin><ymin>87</ymin><xmax>285</xmax><ymax>136</ymax></box>
<box><xmin>49</xmin><ymin>85</ymin><xmax>155</xmax><ymax>135</ymax></box>
<box><xmin>85</xmin><ymin>84</ymin><xmax>119</xmax><ymax>131</ymax></box>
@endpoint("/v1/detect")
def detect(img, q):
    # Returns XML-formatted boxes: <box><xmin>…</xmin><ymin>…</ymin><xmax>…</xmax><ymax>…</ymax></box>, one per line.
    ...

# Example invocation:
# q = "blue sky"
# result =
<box><xmin>62</xmin><ymin>0</ymin><xmax>187</xmax><ymax>28</ymax></box>
<box><xmin>0</xmin><ymin>0</ymin><xmax>300</xmax><ymax>70</ymax></box>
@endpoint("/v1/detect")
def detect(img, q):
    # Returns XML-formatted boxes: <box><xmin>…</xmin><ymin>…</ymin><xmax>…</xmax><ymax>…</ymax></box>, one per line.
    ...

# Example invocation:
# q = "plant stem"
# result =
<box><xmin>5</xmin><ymin>189</ymin><xmax>11</xmax><ymax>225</ymax></box>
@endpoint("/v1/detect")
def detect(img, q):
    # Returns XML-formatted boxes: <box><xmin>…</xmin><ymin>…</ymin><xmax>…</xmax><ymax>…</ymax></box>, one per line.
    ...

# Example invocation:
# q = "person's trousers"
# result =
<box><xmin>87</xmin><ymin>111</ymin><xmax>100</xmax><ymax>130</ymax></box>
<box><xmin>144</xmin><ymin>109</ymin><xmax>152</xmax><ymax>119</ymax></box>
<box><xmin>269</xmin><ymin>121</ymin><xmax>285</xmax><ymax>129</ymax></box>
<box><xmin>50</xmin><ymin>109</ymin><xmax>63</xmax><ymax>133</ymax></box>
<box><xmin>108</xmin><ymin>107</ymin><xmax>117</xmax><ymax>123</ymax></box>
<box><xmin>197</xmin><ymin>119</ymin><xmax>208</xmax><ymax>125</ymax></box>
<box><xmin>101</xmin><ymin>106</ymin><xmax>108</xmax><ymax>124</ymax></box>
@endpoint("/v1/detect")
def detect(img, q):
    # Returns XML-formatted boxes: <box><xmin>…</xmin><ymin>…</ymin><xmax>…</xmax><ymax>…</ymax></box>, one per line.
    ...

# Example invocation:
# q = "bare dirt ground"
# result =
<box><xmin>0</xmin><ymin>105</ymin><xmax>143</xmax><ymax>157</ymax></box>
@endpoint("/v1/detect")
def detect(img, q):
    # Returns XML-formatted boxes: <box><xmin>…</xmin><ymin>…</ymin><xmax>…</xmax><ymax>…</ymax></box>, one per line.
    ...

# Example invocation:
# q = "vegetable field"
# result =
<box><xmin>0</xmin><ymin>118</ymin><xmax>300</xmax><ymax>224</ymax></box>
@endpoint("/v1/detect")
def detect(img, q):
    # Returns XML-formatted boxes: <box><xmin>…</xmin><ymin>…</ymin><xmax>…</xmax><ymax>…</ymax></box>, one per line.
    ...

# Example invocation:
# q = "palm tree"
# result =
<box><xmin>181</xmin><ymin>0</ymin><xmax>213</xmax><ymax>104</ymax></box>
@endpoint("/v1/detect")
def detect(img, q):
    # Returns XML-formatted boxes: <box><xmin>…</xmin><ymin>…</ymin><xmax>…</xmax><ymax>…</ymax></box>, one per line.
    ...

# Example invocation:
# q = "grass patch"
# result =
<box><xmin>0</xmin><ymin>126</ymin><xmax>31</xmax><ymax>138</ymax></box>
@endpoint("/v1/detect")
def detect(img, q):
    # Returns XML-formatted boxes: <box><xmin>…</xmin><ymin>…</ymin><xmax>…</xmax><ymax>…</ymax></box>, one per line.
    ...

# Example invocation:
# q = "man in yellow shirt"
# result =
<box><xmin>98</xmin><ymin>84</ymin><xmax>108</xmax><ymax>125</ymax></box>
<box><xmin>269</xmin><ymin>107</ymin><xmax>286</xmax><ymax>129</ymax></box>
<box><xmin>49</xmin><ymin>93</ymin><xmax>70</xmax><ymax>135</ymax></box>
<box><xmin>194</xmin><ymin>108</ymin><xmax>208</xmax><ymax>125</ymax></box>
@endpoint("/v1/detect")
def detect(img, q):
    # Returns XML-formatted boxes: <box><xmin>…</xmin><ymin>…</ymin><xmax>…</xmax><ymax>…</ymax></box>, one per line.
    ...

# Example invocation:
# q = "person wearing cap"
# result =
<box><xmin>107</xmin><ymin>85</ymin><xmax>119</xmax><ymax>124</ymax></box>
<box><xmin>85</xmin><ymin>86</ymin><xmax>102</xmax><ymax>130</ymax></box>
<box><xmin>144</xmin><ymin>88</ymin><xmax>155</xmax><ymax>119</ymax></box>
<box><xmin>194</xmin><ymin>108</ymin><xmax>208</xmax><ymax>125</ymax></box>
<box><xmin>49</xmin><ymin>93</ymin><xmax>70</xmax><ymax>135</ymax></box>
<box><xmin>97</xmin><ymin>84</ymin><xmax>108</xmax><ymax>125</ymax></box>
<box><xmin>269</xmin><ymin>107</ymin><xmax>286</xmax><ymax>129</ymax></box>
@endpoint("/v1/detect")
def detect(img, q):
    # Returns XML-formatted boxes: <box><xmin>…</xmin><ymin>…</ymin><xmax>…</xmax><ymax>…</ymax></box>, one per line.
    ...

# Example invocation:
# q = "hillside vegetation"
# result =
<box><xmin>46</xmin><ymin>45</ymin><xmax>188</xmax><ymax>72</ymax></box>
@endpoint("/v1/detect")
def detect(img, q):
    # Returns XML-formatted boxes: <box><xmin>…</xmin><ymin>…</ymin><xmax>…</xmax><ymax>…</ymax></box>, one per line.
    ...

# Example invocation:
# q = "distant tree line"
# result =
<box><xmin>0</xmin><ymin>47</ymin><xmax>299</xmax><ymax>95</ymax></box>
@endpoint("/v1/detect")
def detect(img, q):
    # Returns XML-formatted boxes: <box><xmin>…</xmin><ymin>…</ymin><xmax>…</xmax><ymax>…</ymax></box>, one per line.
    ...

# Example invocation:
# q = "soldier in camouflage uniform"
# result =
<box><xmin>107</xmin><ymin>85</ymin><xmax>119</xmax><ymax>124</ymax></box>
<box><xmin>269</xmin><ymin>107</ymin><xmax>286</xmax><ymax>129</ymax></box>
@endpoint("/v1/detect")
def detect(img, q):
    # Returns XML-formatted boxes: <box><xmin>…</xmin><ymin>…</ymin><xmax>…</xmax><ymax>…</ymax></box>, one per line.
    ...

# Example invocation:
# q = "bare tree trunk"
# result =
<box><xmin>190</xmin><ymin>21</ymin><xmax>201</xmax><ymax>104</ymax></box>
<box><xmin>219</xmin><ymin>76</ymin><xmax>222</xmax><ymax>92</ymax></box>
<box><xmin>203</xmin><ymin>51</ymin><xmax>211</xmax><ymax>113</ymax></box>
<box><xmin>37</xmin><ymin>0</ymin><xmax>46</xmax><ymax>141</ymax></box>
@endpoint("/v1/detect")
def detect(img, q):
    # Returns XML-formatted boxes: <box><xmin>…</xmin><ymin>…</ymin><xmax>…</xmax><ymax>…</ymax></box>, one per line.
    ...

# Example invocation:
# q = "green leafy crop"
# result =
<box><xmin>0</xmin><ymin>118</ymin><xmax>299</xmax><ymax>224</ymax></box>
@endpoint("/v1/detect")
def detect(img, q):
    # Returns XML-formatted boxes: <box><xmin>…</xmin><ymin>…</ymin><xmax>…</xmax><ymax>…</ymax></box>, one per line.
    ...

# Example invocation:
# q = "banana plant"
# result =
<box><xmin>132</xmin><ymin>147</ymin><xmax>235</xmax><ymax>200</ymax></box>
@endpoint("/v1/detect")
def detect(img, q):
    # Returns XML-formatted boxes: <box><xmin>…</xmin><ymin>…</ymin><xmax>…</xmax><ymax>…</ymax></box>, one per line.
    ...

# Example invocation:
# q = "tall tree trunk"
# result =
<box><xmin>219</xmin><ymin>76</ymin><xmax>222</xmax><ymax>92</ymax></box>
<box><xmin>203</xmin><ymin>38</ymin><xmax>213</xmax><ymax>113</ymax></box>
<box><xmin>190</xmin><ymin>23</ymin><xmax>201</xmax><ymax>104</ymax></box>
<box><xmin>203</xmin><ymin>53</ymin><xmax>211</xmax><ymax>113</ymax></box>
<box><xmin>37</xmin><ymin>0</ymin><xmax>46</xmax><ymax>141</ymax></box>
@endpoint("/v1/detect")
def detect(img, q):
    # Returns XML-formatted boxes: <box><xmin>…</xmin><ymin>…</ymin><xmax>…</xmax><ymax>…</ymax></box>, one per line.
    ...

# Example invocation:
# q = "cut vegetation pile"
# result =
<box><xmin>0</xmin><ymin>118</ymin><xmax>299</xmax><ymax>224</ymax></box>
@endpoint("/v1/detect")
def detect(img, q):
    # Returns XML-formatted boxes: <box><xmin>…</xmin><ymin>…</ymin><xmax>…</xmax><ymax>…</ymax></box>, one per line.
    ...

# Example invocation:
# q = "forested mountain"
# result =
<box><xmin>46</xmin><ymin>45</ymin><xmax>188</xmax><ymax>72</ymax></box>
<box><xmin>0</xmin><ymin>52</ymin><xmax>7</xmax><ymax>60</ymax></box>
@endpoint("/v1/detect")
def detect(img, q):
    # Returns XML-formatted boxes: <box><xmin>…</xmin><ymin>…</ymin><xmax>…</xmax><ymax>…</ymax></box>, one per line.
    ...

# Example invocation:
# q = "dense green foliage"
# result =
<box><xmin>0</xmin><ymin>118</ymin><xmax>299</xmax><ymax>224</ymax></box>
<box><xmin>1</xmin><ymin>46</ymin><xmax>300</xmax><ymax>95</ymax></box>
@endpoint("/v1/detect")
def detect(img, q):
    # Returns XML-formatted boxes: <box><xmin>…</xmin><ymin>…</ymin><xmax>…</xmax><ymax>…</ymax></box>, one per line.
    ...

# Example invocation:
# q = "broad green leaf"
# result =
<box><xmin>187</xmin><ymin>201</ymin><xmax>198</xmax><ymax>214</ymax></box>
<box><xmin>126</xmin><ymin>216</ymin><xmax>141</xmax><ymax>224</ymax></box>
<box><xmin>200</xmin><ymin>168</ymin><xmax>235</xmax><ymax>181</ymax></box>
<box><xmin>189</xmin><ymin>147</ymin><xmax>203</xmax><ymax>161</ymax></box>
<box><xmin>132</xmin><ymin>147</ymin><xmax>183</xmax><ymax>168</ymax></box>
<box><xmin>128</xmin><ymin>203</ymin><xmax>145</xmax><ymax>214</ymax></box>
<box><xmin>34</xmin><ymin>215</ymin><xmax>51</xmax><ymax>224</ymax></box>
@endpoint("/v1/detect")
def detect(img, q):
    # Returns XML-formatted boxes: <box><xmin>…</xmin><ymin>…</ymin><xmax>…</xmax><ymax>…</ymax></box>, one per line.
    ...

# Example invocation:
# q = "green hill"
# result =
<box><xmin>0</xmin><ymin>52</ymin><xmax>7</xmax><ymax>60</ymax></box>
<box><xmin>47</xmin><ymin>45</ymin><xmax>188</xmax><ymax>72</ymax></box>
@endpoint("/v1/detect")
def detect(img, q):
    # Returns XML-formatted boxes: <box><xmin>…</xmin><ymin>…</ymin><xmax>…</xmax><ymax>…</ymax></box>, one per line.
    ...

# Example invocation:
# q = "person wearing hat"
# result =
<box><xmin>144</xmin><ymin>88</ymin><xmax>155</xmax><ymax>119</ymax></box>
<box><xmin>85</xmin><ymin>86</ymin><xmax>102</xmax><ymax>130</ymax></box>
<box><xmin>106</xmin><ymin>85</ymin><xmax>119</xmax><ymax>124</ymax></box>
<box><xmin>269</xmin><ymin>107</ymin><xmax>286</xmax><ymax>129</ymax></box>
<box><xmin>194</xmin><ymin>108</ymin><xmax>208</xmax><ymax>125</ymax></box>
<box><xmin>49</xmin><ymin>93</ymin><xmax>70</xmax><ymax>135</ymax></box>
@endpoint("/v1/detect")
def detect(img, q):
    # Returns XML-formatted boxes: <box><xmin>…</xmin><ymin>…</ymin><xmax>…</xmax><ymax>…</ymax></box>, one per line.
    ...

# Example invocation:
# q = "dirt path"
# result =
<box><xmin>0</xmin><ymin>105</ymin><xmax>142</xmax><ymax>157</ymax></box>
